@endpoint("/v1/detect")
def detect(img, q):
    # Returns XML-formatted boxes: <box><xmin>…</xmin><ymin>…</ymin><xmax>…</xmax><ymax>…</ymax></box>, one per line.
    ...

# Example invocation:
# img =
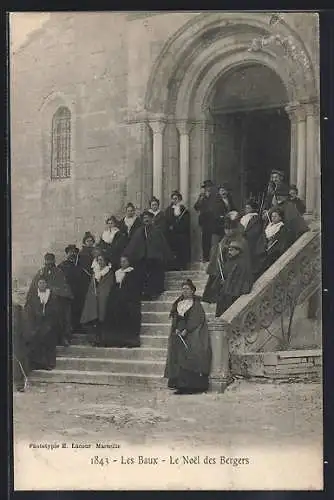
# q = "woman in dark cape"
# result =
<box><xmin>264</xmin><ymin>208</ymin><xmax>290</xmax><ymax>269</ymax></box>
<box><xmin>164</xmin><ymin>279</ymin><xmax>212</xmax><ymax>394</ymax></box>
<box><xmin>216</xmin><ymin>240</ymin><xmax>254</xmax><ymax>318</ymax></box>
<box><xmin>202</xmin><ymin>218</ymin><xmax>246</xmax><ymax>304</ymax></box>
<box><xmin>77</xmin><ymin>231</ymin><xmax>97</xmax><ymax>319</ymax></box>
<box><xmin>24</xmin><ymin>276</ymin><xmax>60</xmax><ymax>370</ymax></box>
<box><xmin>149</xmin><ymin>197</ymin><xmax>167</xmax><ymax>234</ymax></box>
<box><xmin>240</xmin><ymin>198</ymin><xmax>267</xmax><ymax>281</ymax></box>
<box><xmin>101</xmin><ymin>256</ymin><xmax>142</xmax><ymax>348</ymax></box>
<box><xmin>26</xmin><ymin>253</ymin><xmax>73</xmax><ymax>346</ymax></box>
<box><xmin>97</xmin><ymin>216</ymin><xmax>127</xmax><ymax>270</ymax></box>
<box><xmin>80</xmin><ymin>253</ymin><xmax>115</xmax><ymax>345</ymax></box>
<box><xmin>119</xmin><ymin>202</ymin><xmax>142</xmax><ymax>243</ymax></box>
<box><xmin>58</xmin><ymin>244</ymin><xmax>85</xmax><ymax>334</ymax></box>
<box><xmin>123</xmin><ymin>210</ymin><xmax>173</xmax><ymax>300</ymax></box>
<box><xmin>165</xmin><ymin>191</ymin><xmax>191</xmax><ymax>270</ymax></box>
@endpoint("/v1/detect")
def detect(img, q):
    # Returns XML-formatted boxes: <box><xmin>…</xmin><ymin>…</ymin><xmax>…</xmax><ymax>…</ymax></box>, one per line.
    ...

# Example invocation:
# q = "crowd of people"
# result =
<box><xmin>13</xmin><ymin>170</ymin><xmax>309</xmax><ymax>395</ymax></box>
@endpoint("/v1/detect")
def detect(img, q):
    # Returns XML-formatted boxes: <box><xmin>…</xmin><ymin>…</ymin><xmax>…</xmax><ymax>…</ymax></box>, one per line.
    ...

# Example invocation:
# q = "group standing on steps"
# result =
<box><xmin>13</xmin><ymin>171</ymin><xmax>308</xmax><ymax>394</ymax></box>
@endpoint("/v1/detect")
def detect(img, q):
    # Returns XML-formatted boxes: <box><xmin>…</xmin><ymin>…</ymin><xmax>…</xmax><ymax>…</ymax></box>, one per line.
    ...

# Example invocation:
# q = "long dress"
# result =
<box><xmin>123</xmin><ymin>224</ymin><xmax>173</xmax><ymax>299</ymax></box>
<box><xmin>26</xmin><ymin>265</ymin><xmax>73</xmax><ymax>345</ymax></box>
<box><xmin>77</xmin><ymin>246</ymin><xmax>95</xmax><ymax>318</ymax></box>
<box><xmin>97</xmin><ymin>229</ymin><xmax>128</xmax><ymax>270</ymax></box>
<box><xmin>164</xmin><ymin>204</ymin><xmax>191</xmax><ymax>270</ymax></box>
<box><xmin>58</xmin><ymin>258</ymin><xmax>85</xmax><ymax>333</ymax></box>
<box><xmin>100</xmin><ymin>267</ymin><xmax>142</xmax><ymax>347</ymax></box>
<box><xmin>202</xmin><ymin>230</ymin><xmax>248</xmax><ymax>304</ymax></box>
<box><xmin>240</xmin><ymin>213</ymin><xmax>267</xmax><ymax>281</ymax></box>
<box><xmin>24</xmin><ymin>290</ymin><xmax>60</xmax><ymax>370</ymax></box>
<box><xmin>150</xmin><ymin>210</ymin><xmax>167</xmax><ymax>234</ymax></box>
<box><xmin>264</xmin><ymin>222</ymin><xmax>290</xmax><ymax>269</ymax></box>
<box><xmin>164</xmin><ymin>296</ymin><xmax>212</xmax><ymax>392</ymax></box>
<box><xmin>215</xmin><ymin>249</ymin><xmax>254</xmax><ymax>318</ymax></box>
<box><xmin>80</xmin><ymin>267</ymin><xmax>115</xmax><ymax>344</ymax></box>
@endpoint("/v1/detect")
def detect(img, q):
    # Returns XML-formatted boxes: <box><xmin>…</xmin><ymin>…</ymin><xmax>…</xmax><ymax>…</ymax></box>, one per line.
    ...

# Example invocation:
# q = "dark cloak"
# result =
<box><xmin>165</xmin><ymin>204</ymin><xmax>191</xmax><ymax>270</ymax></box>
<box><xmin>119</xmin><ymin>216</ymin><xmax>142</xmax><ymax>242</ymax></box>
<box><xmin>26</xmin><ymin>265</ymin><xmax>73</xmax><ymax>345</ymax></box>
<box><xmin>288</xmin><ymin>197</ymin><xmax>306</xmax><ymax>216</ymax></box>
<box><xmin>58</xmin><ymin>259</ymin><xmax>85</xmax><ymax>332</ymax></box>
<box><xmin>216</xmin><ymin>249</ymin><xmax>254</xmax><ymax>317</ymax></box>
<box><xmin>164</xmin><ymin>296</ymin><xmax>212</xmax><ymax>392</ymax></box>
<box><xmin>97</xmin><ymin>230</ymin><xmax>128</xmax><ymax>270</ymax></box>
<box><xmin>214</xmin><ymin>194</ymin><xmax>236</xmax><ymax>237</ymax></box>
<box><xmin>194</xmin><ymin>191</ymin><xmax>222</xmax><ymax>232</ymax></box>
<box><xmin>269</xmin><ymin>200</ymin><xmax>309</xmax><ymax>247</ymax></box>
<box><xmin>100</xmin><ymin>268</ymin><xmax>142</xmax><ymax>347</ymax></box>
<box><xmin>264</xmin><ymin>224</ymin><xmax>290</xmax><ymax>269</ymax></box>
<box><xmin>151</xmin><ymin>211</ymin><xmax>167</xmax><ymax>234</ymax></box>
<box><xmin>203</xmin><ymin>232</ymin><xmax>249</xmax><ymax>304</ymax></box>
<box><xmin>123</xmin><ymin>224</ymin><xmax>172</xmax><ymax>263</ymax></box>
<box><xmin>80</xmin><ymin>268</ymin><xmax>115</xmax><ymax>326</ymax></box>
<box><xmin>24</xmin><ymin>290</ymin><xmax>60</xmax><ymax>370</ymax></box>
<box><xmin>76</xmin><ymin>246</ymin><xmax>95</xmax><ymax>316</ymax></box>
<box><xmin>241</xmin><ymin>214</ymin><xmax>267</xmax><ymax>280</ymax></box>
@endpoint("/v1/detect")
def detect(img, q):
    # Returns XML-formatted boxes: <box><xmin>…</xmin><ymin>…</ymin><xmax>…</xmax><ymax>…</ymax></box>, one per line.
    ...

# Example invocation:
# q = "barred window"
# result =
<box><xmin>51</xmin><ymin>107</ymin><xmax>71</xmax><ymax>179</ymax></box>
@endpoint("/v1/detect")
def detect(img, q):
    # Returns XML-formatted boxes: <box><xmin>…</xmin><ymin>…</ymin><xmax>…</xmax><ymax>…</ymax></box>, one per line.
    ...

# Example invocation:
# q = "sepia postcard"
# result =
<box><xmin>10</xmin><ymin>10</ymin><xmax>323</xmax><ymax>491</ymax></box>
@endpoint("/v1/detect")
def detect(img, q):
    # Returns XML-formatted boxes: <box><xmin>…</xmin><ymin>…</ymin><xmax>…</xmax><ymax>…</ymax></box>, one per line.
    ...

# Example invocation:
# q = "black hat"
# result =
<box><xmin>271</xmin><ymin>169</ymin><xmax>284</xmax><ymax>178</ymax></box>
<box><xmin>150</xmin><ymin>197</ymin><xmax>160</xmax><ymax>205</ymax></box>
<box><xmin>245</xmin><ymin>198</ymin><xmax>259</xmax><ymax>211</ymax></box>
<box><xmin>171</xmin><ymin>190</ymin><xmax>182</xmax><ymax>200</ymax></box>
<box><xmin>44</xmin><ymin>252</ymin><xmax>55</xmax><ymax>261</ymax></box>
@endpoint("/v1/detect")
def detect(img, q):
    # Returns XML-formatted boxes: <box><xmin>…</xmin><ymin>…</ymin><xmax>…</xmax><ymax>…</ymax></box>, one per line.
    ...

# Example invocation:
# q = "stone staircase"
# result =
<box><xmin>29</xmin><ymin>266</ymin><xmax>216</xmax><ymax>387</ymax></box>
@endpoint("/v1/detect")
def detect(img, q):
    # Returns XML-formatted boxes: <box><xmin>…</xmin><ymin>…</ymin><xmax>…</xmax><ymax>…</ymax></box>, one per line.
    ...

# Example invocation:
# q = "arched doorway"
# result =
<box><xmin>208</xmin><ymin>63</ymin><xmax>290</xmax><ymax>209</ymax></box>
<box><xmin>143</xmin><ymin>12</ymin><xmax>319</xmax><ymax>260</ymax></box>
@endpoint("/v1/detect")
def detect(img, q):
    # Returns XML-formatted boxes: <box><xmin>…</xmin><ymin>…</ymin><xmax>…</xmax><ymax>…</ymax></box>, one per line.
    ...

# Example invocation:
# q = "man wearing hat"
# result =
<box><xmin>58</xmin><ymin>245</ymin><xmax>84</xmax><ymax>336</ymax></box>
<box><xmin>194</xmin><ymin>180</ymin><xmax>221</xmax><ymax>262</ymax></box>
<box><xmin>25</xmin><ymin>253</ymin><xmax>73</xmax><ymax>346</ymax></box>
<box><xmin>262</xmin><ymin>169</ymin><xmax>288</xmax><ymax>211</ymax></box>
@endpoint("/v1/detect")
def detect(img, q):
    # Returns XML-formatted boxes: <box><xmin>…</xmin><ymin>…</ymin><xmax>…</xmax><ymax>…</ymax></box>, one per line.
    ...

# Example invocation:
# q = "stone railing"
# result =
<box><xmin>209</xmin><ymin>224</ymin><xmax>321</xmax><ymax>390</ymax></box>
<box><xmin>219</xmin><ymin>225</ymin><xmax>321</xmax><ymax>355</ymax></box>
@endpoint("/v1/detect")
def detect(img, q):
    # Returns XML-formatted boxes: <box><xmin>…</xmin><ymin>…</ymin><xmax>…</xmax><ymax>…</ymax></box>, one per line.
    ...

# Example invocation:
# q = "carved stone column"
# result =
<box><xmin>209</xmin><ymin>320</ymin><xmax>232</xmax><ymax>392</ymax></box>
<box><xmin>295</xmin><ymin>104</ymin><xmax>307</xmax><ymax>201</ymax></box>
<box><xmin>285</xmin><ymin>104</ymin><xmax>298</xmax><ymax>185</ymax></box>
<box><xmin>305</xmin><ymin>100</ymin><xmax>320</xmax><ymax>214</ymax></box>
<box><xmin>176</xmin><ymin>120</ymin><xmax>193</xmax><ymax>205</ymax></box>
<box><xmin>200</xmin><ymin>119</ymin><xmax>214</xmax><ymax>182</ymax></box>
<box><xmin>149</xmin><ymin>119</ymin><xmax>166</xmax><ymax>203</ymax></box>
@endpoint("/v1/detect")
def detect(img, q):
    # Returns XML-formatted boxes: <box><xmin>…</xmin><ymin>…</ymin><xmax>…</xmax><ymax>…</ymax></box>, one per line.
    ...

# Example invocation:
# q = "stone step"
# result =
<box><xmin>141</xmin><ymin>311</ymin><xmax>215</xmax><ymax>323</ymax></box>
<box><xmin>142</xmin><ymin>300</ymin><xmax>215</xmax><ymax>313</ymax></box>
<box><xmin>70</xmin><ymin>334</ymin><xmax>169</xmax><ymax>349</ymax></box>
<box><xmin>166</xmin><ymin>270</ymin><xmax>207</xmax><ymax>279</ymax></box>
<box><xmin>29</xmin><ymin>369</ymin><xmax>165</xmax><ymax>388</ymax></box>
<box><xmin>159</xmin><ymin>289</ymin><xmax>205</xmax><ymax>300</ymax></box>
<box><xmin>141</xmin><ymin>335</ymin><xmax>168</xmax><ymax>348</ymax></box>
<box><xmin>56</xmin><ymin>357</ymin><xmax>165</xmax><ymax>375</ymax></box>
<box><xmin>56</xmin><ymin>345</ymin><xmax>167</xmax><ymax>361</ymax></box>
<box><xmin>165</xmin><ymin>279</ymin><xmax>207</xmax><ymax>289</ymax></box>
<box><xmin>141</xmin><ymin>323</ymin><xmax>170</xmax><ymax>336</ymax></box>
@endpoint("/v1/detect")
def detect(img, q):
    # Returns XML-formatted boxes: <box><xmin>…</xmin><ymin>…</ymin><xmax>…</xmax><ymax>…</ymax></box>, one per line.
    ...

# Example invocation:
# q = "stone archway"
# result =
<box><xmin>143</xmin><ymin>12</ymin><xmax>319</xmax><ymax>259</ymax></box>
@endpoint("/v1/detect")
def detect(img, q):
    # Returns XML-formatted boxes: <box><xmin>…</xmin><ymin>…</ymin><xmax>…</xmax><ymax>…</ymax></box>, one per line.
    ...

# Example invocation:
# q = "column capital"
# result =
<box><xmin>285</xmin><ymin>102</ymin><xmax>306</xmax><ymax>122</ymax></box>
<box><xmin>175</xmin><ymin>119</ymin><xmax>193</xmax><ymax>135</ymax></box>
<box><xmin>304</xmin><ymin>100</ymin><xmax>320</xmax><ymax>117</ymax></box>
<box><xmin>148</xmin><ymin>119</ymin><xmax>166</xmax><ymax>135</ymax></box>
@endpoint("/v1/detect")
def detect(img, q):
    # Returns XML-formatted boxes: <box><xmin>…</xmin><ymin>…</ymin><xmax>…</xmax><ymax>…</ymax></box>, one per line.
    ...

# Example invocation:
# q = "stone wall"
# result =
<box><xmin>10</xmin><ymin>12</ymin><xmax>320</xmax><ymax>282</ymax></box>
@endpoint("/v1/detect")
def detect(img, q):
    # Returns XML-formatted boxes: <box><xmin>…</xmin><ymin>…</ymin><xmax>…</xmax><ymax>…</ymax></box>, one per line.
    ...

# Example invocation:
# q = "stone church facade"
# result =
<box><xmin>10</xmin><ymin>11</ymin><xmax>320</xmax><ymax>282</ymax></box>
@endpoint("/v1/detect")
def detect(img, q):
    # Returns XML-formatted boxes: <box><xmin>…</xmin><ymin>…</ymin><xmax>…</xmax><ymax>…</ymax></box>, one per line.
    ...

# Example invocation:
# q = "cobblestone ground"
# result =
<box><xmin>13</xmin><ymin>380</ymin><xmax>322</xmax><ymax>448</ymax></box>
